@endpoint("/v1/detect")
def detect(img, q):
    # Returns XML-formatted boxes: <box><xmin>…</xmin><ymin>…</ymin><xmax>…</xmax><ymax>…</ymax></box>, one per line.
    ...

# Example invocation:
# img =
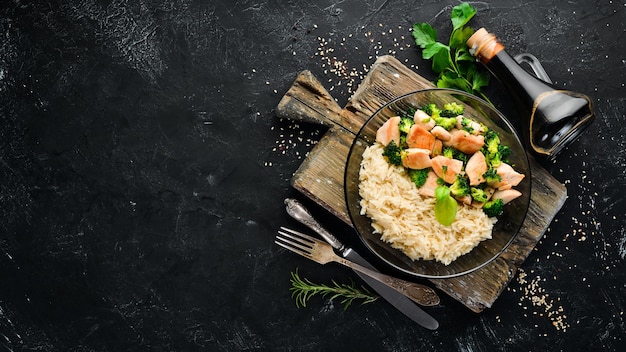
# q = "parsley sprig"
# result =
<box><xmin>412</xmin><ymin>2</ymin><xmax>492</xmax><ymax>105</ymax></box>
<box><xmin>289</xmin><ymin>269</ymin><xmax>378</xmax><ymax>310</ymax></box>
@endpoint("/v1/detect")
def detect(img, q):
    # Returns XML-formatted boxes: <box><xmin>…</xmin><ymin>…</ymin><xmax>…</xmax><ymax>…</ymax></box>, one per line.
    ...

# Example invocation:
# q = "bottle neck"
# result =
<box><xmin>467</xmin><ymin>28</ymin><xmax>504</xmax><ymax>63</ymax></box>
<box><xmin>468</xmin><ymin>28</ymin><xmax>553</xmax><ymax>106</ymax></box>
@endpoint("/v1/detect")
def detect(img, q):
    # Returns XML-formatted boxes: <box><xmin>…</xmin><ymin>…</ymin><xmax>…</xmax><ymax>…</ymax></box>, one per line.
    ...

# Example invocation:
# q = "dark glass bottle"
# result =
<box><xmin>467</xmin><ymin>28</ymin><xmax>595</xmax><ymax>159</ymax></box>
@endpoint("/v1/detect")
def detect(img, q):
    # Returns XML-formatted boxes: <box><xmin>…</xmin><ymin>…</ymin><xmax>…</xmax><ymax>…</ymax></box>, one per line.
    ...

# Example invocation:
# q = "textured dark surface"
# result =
<box><xmin>0</xmin><ymin>1</ymin><xmax>624</xmax><ymax>351</ymax></box>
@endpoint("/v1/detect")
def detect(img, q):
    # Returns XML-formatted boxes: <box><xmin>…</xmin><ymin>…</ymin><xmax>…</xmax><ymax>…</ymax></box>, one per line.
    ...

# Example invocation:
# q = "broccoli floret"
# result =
<box><xmin>481</xmin><ymin>128</ymin><xmax>511</xmax><ymax>167</ymax></box>
<box><xmin>403</xmin><ymin>107</ymin><xmax>417</xmax><ymax>119</ymax></box>
<box><xmin>382</xmin><ymin>140</ymin><xmax>403</xmax><ymax>166</ymax></box>
<box><xmin>453</xmin><ymin>150</ymin><xmax>469</xmax><ymax>164</ymax></box>
<box><xmin>449</xmin><ymin>175</ymin><xmax>470</xmax><ymax>197</ymax></box>
<box><xmin>434</xmin><ymin>117</ymin><xmax>458</xmax><ymax>130</ymax></box>
<box><xmin>459</xmin><ymin>117</ymin><xmax>475</xmax><ymax>133</ymax></box>
<box><xmin>442</xmin><ymin>146</ymin><xmax>455</xmax><ymax>159</ymax></box>
<box><xmin>408</xmin><ymin>168</ymin><xmax>430</xmax><ymax>188</ymax></box>
<box><xmin>483</xmin><ymin>198</ymin><xmax>504</xmax><ymax>217</ymax></box>
<box><xmin>487</xmin><ymin>146</ymin><xmax>510</xmax><ymax>167</ymax></box>
<box><xmin>399</xmin><ymin>134</ymin><xmax>408</xmax><ymax>149</ymax></box>
<box><xmin>470</xmin><ymin>187</ymin><xmax>489</xmax><ymax>203</ymax></box>
<box><xmin>442</xmin><ymin>146</ymin><xmax>469</xmax><ymax>164</ymax></box>
<box><xmin>441</xmin><ymin>102</ymin><xmax>464</xmax><ymax>117</ymax></box>
<box><xmin>483</xmin><ymin>129</ymin><xmax>500</xmax><ymax>155</ymax></box>
<box><xmin>421</xmin><ymin>103</ymin><xmax>441</xmax><ymax>118</ymax></box>
<box><xmin>498</xmin><ymin>144</ymin><xmax>511</xmax><ymax>161</ymax></box>
<box><xmin>482</xmin><ymin>168</ymin><xmax>502</xmax><ymax>185</ymax></box>
<box><xmin>398</xmin><ymin>116</ymin><xmax>414</xmax><ymax>134</ymax></box>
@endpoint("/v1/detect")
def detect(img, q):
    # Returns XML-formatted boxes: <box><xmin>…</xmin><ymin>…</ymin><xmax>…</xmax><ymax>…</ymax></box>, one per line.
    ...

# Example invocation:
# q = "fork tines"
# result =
<box><xmin>279</xmin><ymin>227</ymin><xmax>319</xmax><ymax>242</ymax></box>
<box><xmin>275</xmin><ymin>227</ymin><xmax>318</xmax><ymax>257</ymax></box>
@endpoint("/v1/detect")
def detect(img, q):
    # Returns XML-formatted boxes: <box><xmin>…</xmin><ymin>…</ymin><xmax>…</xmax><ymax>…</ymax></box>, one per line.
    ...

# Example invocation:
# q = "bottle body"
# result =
<box><xmin>467</xmin><ymin>28</ymin><xmax>594</xmax><ymax>159</ymax></box>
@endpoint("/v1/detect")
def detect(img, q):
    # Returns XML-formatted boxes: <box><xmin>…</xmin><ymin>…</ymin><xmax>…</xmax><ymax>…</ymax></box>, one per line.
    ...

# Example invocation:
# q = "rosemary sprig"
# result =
<box><xmin>289</xmin><ymin>269</ymin><xmax>379</xmax><ymax>310</ymax></box>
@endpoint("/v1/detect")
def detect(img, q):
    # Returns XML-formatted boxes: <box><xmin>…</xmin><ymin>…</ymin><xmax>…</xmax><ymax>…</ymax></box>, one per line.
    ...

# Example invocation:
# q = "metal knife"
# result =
<box><xmin>284</xmin><ymin>198</ymin><xmax>439</xmax><ymax>330</ymax></box>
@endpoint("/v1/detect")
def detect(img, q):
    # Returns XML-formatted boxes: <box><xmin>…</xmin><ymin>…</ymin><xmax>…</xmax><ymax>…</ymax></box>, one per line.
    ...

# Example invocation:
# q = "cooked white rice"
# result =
<box><xmin>358</xmin><ymin>143</ymin><xmax>496</xmax><ymax>265</ymax></box>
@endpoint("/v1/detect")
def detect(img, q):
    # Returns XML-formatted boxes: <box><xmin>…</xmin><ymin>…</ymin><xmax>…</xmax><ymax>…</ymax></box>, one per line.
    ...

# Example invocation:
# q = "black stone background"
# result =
<box><xmin>0</xmin><ymin>1</ymin><xmax>624</xmax><ymax>351</ymax></box>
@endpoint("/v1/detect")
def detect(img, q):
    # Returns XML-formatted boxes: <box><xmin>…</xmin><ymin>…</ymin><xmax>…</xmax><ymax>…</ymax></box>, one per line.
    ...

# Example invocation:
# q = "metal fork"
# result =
<box><xmin>275</xmin><ymin>227</ymin><xmax>440</xmax><ymax>307</ymax></box>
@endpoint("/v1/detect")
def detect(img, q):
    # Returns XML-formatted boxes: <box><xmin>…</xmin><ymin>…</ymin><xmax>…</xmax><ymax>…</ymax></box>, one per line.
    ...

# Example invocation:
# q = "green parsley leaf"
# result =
<box><xmin>472</xmin><ymin>70</ymin><xmax>491</xmax><ymax>91</ymax></box>
<box><xmin>450</xmin><ymin>26</ymin><xmax>474</xmax><ymax>49</ymax></box>
<box><xmin>437</xmin><ymin>71</ymin><xmax>470</xmax><ymax>91</ymax></box>
<box><xmin>450</xmin><ymin>2</ymin><xmax>477</xmax><ymax>30</ymax></box>
<box><xmin>426</xmin><ymin>43</ymin><xmax>451</xmax><ymax>74</ymax></box>
<box><xmin>456</xmin><ymin>51</ymin><xmax>475</xmax><ymax>62</ymax></box>
<box><xmin>412</xmin><ymin>23</ymin><xmax>438</xmax><ymax>48</ymax></box>
<box><xmin>422</xmin><ymin>41</ymin><xmax>448</xmax><ymax>60</ymax></box>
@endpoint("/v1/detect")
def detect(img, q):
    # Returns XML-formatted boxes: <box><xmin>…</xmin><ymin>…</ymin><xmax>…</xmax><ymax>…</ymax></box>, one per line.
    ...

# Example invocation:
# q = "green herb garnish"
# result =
<box><xmin>412</xmin><ymin>2</ymin><xmax>492</xmax><ymax>105</ymax></box>
<box><xmin>289</xmin><ymin>269</ymin><xmax>378</xmax><ymax>310</ymax></box>
<box><xmin>434</xmin><ymin>186</ymin><xmax>458</xmax><ymax>226</ymax></box>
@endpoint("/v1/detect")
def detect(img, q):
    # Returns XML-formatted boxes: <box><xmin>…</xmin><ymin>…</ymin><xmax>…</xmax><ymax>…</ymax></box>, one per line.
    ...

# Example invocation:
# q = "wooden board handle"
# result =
<box><xmin>276</xmin><ymin>70</ymin><xmax>344</xmax><ymax>128</ymax></box>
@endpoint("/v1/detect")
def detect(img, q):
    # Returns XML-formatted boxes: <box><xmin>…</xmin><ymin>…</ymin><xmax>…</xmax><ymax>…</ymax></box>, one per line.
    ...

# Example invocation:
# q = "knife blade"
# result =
<box><xmin>284</xmin><ymin>198</ymin><xmax>439</xmax><ymax>330</ymax></box>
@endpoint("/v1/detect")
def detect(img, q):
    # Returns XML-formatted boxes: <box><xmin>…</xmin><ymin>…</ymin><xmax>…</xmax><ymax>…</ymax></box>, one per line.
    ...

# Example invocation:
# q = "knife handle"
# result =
<box><xmin>284</xmin><ymin>198</ymin><xmax>346</xmax><ymax>252</ymax></box>
<box><xmin>335</xmin><ymin>256</ymin><xmax>440</xmax><ymax>307</ymax></box>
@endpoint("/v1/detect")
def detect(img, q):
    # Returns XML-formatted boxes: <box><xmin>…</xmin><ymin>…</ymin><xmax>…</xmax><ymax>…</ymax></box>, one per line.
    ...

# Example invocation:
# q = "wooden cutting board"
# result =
<box><xmin>275</xmin><ymin>55</ymin><xmax>567</xmax><ymax>313</ymax></box>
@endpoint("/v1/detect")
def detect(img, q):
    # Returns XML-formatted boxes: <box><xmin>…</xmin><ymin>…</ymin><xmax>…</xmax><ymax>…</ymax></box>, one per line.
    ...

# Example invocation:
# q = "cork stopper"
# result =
<box><xmin>467</xmin><ymin>28</ymin><xmax>504</xmax><ymax>63</ymax></box>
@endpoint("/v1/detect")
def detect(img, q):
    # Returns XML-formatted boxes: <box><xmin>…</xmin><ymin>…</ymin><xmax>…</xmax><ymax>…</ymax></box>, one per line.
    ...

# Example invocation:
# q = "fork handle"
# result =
<box><xmin>334</xmin><ymin>256</ymin><xmax>440</xmax><ymax>306</ymax></box>
<box><xmin>284</xmin><ymin>198</ymin><xmax>346</xmax><ymax>252</ymax></box>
